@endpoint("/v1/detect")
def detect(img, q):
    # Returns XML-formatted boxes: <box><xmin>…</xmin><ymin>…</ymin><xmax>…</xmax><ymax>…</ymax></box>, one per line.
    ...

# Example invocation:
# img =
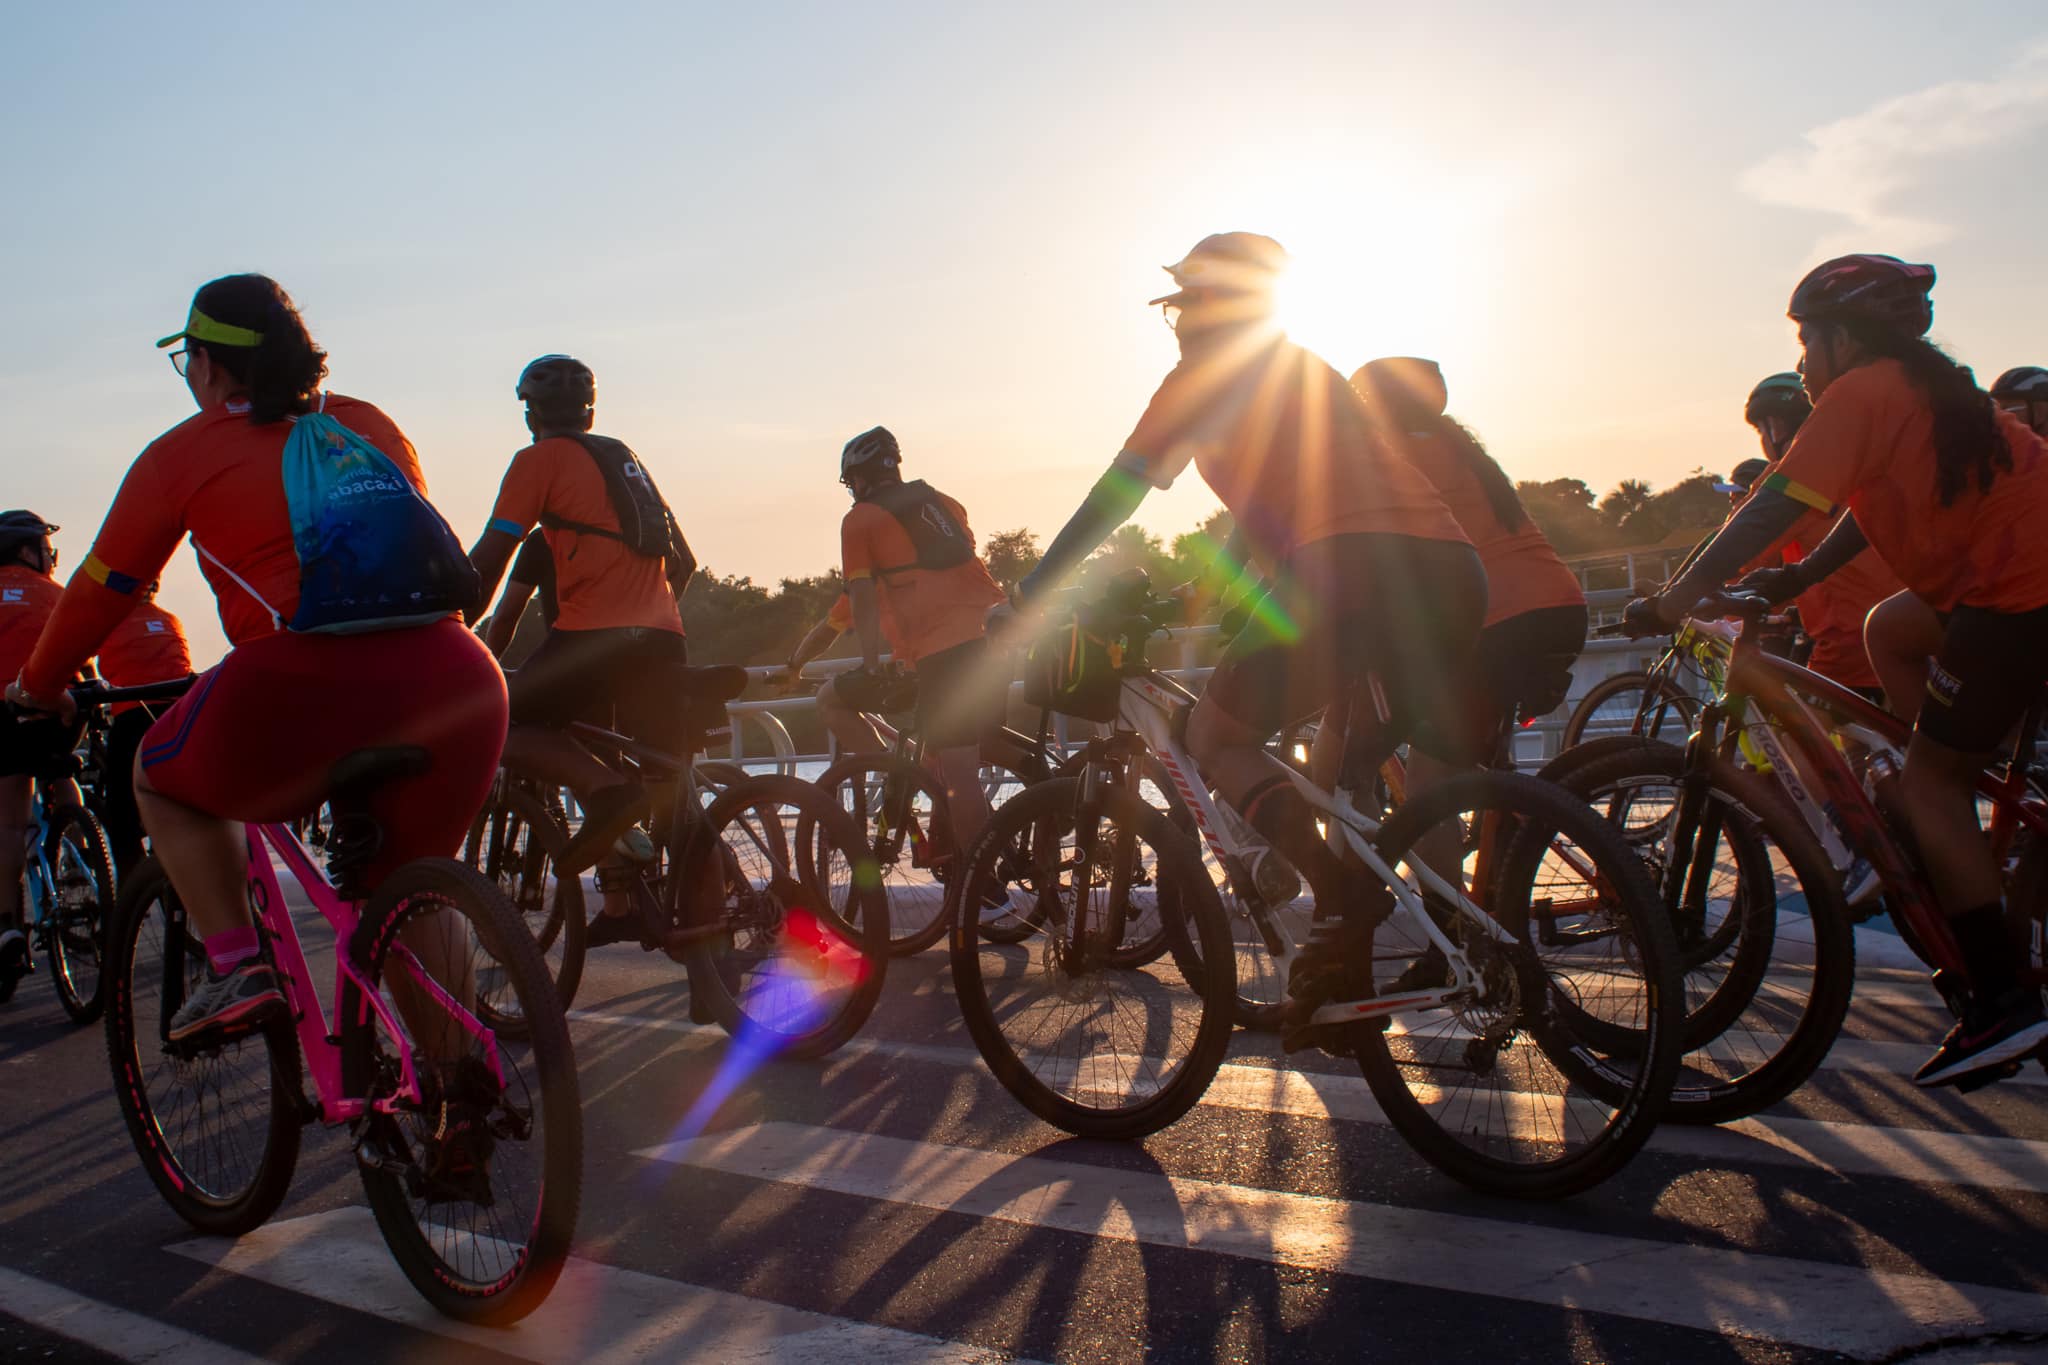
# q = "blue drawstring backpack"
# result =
<box><xmin>197</xmin><ymin>400</ymin><xmax>478</xmax><ymax>634</ymax></box>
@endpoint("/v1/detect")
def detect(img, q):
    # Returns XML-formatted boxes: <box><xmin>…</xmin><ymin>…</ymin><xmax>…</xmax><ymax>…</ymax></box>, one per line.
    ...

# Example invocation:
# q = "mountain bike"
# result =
<box><xmin>96</xmin><ymin>681</ymin><xmax>581</xmax><ymax>1324</ymax></box>
<box><xmin>0</xmin><ymin>735</ymin><xmax>115</xmax><ymax>1022</ymax></box>
<box><xmin>799</xmin><ymin>664</ymin><xmax>1049</xmax><ymax>955</ymax></box>
<box><xmin>464</xmin><ymin>663</ymin><xmax>888</xmax><ymax>1058</ymax></box>
<box><xmin>953</xmin><ymin>578</ymin><xmax>1683</xmax><ymax>1197</ymax></box>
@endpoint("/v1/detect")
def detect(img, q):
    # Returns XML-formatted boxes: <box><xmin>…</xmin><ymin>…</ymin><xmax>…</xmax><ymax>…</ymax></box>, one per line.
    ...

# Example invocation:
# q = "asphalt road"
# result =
<box><xmin>3</xmin><ymin>917</ymin><xmax>2047</xmax><ymax>1365</ymax></box>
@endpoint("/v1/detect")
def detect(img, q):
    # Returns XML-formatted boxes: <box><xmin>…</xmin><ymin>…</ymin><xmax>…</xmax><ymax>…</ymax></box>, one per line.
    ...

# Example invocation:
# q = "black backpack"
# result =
<box><xmin>865</xmin><ymin>480</ymin><xmax>974</xmax><ymax>575</ymax></box>
<box><xmin>539</xmin><ymin>434</ymin><xmax>691</xmax><ymax>574</ymax></box>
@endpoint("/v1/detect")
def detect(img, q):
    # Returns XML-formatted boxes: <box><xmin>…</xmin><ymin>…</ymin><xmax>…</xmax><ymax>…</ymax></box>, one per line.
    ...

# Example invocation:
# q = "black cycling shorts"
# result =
<box><xmin>914</xmin><ymin>637</ymin><xmax>1005</xmax><ymax>750</ymax></box>
<box><xmin>1469</xmin><ymin>603</ymin><xmax>1590</xmax><ymax>729</ymax></box>
<box><xmin>508</xmin><ymin>626</ymin><xmax>690</xmax><ymax>755</ymax></box>
<box><xmin>1916</xmin><ymin>602</ymin><xmax>2048</xmax><ymax>754</ymax></box>
<box><xmin>1203</xmin><ymin>533</ymin><xmax>1488</xmax><ymax>763</ymax></box>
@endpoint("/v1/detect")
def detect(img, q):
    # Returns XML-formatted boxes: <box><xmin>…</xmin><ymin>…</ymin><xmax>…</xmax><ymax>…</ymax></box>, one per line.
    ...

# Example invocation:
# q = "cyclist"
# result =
<box><xmin>836</xmin><ymin>426</ymin><xmax>1006</xmax><ymax>850</ymax></box>
<box><xmin>5</xmin><ymin>275</ymin><xmax>506</xmax><ymax>1041</ymax></box>
<box><xmin>94</xmin><ymin>581</ymin><xmax>195</xmax><ymax>875</ymax></box>
<box><xmin>783</xmin><ymin>589</ymin><xmax>903</xmax><ymax>755</ymax></box>
<box><xmin>1627</xmin><ymin>254</ymin><xmax>2048</xmax><ymax>1085</ymax></box>
<box><xmin>1713</xmin><ymin>457</ymin><xmax>1769</xmax><ymax>510</ymax></box>
<box><xmin>0</xmin><ymin>512</ymin><xmax>68</xmax><ymax>990</ymax></box>
<box><xmin>467</xmin><ymin>355</ymin><xmax>698</xmax><ymax>943</ymax></box>
<box><xmin>1012</xmin><ymin>234</ymin><xmax>1483</xmax><ymax>1043</ymax></box>
<box><xmin>1991</xmin><ymin>366</ymin><xmax>2048</xmax><ymax>438</ymax></box>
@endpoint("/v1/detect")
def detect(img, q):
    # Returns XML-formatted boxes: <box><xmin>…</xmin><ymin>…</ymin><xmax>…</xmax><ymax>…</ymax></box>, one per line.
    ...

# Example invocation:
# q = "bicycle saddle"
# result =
<box><xmin>1518</xmin><ymin>654</ymin><xmax>1578</xmax><ymax>725</ymax></box>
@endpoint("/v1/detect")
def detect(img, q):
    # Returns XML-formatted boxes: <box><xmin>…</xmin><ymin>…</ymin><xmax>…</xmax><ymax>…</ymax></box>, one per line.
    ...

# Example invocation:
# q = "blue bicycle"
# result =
<box><xmin>0</xmin><ymin>755</ymin><xmax>117</xmax><ymax>1023</ymax></box>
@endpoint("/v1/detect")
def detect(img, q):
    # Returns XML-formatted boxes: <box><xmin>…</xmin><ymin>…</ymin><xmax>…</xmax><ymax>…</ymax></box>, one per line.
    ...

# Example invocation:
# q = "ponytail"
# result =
<box><xmin>188</xmin><ymin>274</ymin><xmax>328</xmax><ymax>425</ymax></box>
<box><xmin>1844</xmin><ymin>323</ymin><xmax>2005</xmax><ymax>507</ymax></box>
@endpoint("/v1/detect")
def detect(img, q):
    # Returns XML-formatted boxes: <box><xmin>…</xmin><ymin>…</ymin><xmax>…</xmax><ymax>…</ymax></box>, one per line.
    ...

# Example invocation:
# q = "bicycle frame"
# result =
<box><xmin>1092</xmin><ymin>669</ymin><xmax>1517</xmax><ymax>1023</ymax></box>
<box><xmin>239</xmin><ymin>822</ymin><xmax>501</xmax><ymax>1125</ymax></box>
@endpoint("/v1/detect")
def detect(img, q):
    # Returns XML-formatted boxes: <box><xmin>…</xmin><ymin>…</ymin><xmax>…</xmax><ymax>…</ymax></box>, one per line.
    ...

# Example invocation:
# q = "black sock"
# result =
<box><xmin>1948</xmin><ymin>903</ymin><xmax>2018</xmax><ymax>1000</ymax></box>
<box><xmin>1238</xmin><ymin>776</ymin><xmax>1355</xmax><ymax>922</ymax></box>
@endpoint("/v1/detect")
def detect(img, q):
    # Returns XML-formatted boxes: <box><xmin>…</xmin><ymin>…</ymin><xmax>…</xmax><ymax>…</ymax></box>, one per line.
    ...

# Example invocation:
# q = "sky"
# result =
<box><xmin>3</xmin><ymin>1</ymin><xmax>2046</xmax><ymax>664</ymax></box>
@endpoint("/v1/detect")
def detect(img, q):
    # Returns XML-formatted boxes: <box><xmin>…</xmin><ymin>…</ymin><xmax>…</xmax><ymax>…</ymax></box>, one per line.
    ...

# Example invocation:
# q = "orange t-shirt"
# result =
<box><xmin>840</xmin><ymin>489</ymin><xmax>1002</xmax><ymax>664</ymax></box>
<box><xmin>1766</xmin><ymin>360</ymin><xmax>2048</xmax><ymax>613</ymax></box>
<box><xmin>1397</xmin><ymin>433</ymin><xmax>1583</xmax><ymax>627</ymax></box>
<box><xmin>97</xmin><ymin>600</ymin><xmax>194</xmax><ymax>685</ymax></box>
<box><xmin>487</xmin><ymin>437</ymin><xmax>683</xmax><ymax>636</ymax></box>
<box><xmin>1119</xmin><ymin>336</ymin><xmax>1467</xmax><ymax>571</ymax></box>
<box><xmin>1745</xmin><ymin>462</ymin><xmax>1902</xmax><ymax>691</ymax></box>
<box><xmin>0</xmin><ymin>565</ymin><xmax>65</xmax><ymax>682</ymax></box>
<box><xmin>21</xmin><ymin>395</ymin><xmax>429</xmax><ymax>697</ymax></box>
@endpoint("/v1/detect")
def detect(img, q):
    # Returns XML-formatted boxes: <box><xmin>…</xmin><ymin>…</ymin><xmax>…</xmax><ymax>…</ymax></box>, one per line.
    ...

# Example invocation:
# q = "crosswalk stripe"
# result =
<box><xmin>0</xmin><ymin>1265</ymin><xmax>270</xmax><ymax>1365</ymax></box>
<box><xmin>570</xmin><ymin>1010</ymin><xmax>2048</xmax><ymax>1192</ymax></box>
<box><xmin>166</xmin><ymin>1206</ymin><xmax>1036</xmax><ymax>1365</ymax></box>
<box><xmin>637</xmin><ymin>1121</ymin><xmax>2048</xmax><ymax>1358</ymax></box>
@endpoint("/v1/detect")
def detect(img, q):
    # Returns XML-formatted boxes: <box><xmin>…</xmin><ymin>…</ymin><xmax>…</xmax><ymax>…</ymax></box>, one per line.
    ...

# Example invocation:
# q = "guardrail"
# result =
<box><xmin>712</xmin><ymin>588</ymin><xmax>1677</xmax><ymax>775</ymax></box>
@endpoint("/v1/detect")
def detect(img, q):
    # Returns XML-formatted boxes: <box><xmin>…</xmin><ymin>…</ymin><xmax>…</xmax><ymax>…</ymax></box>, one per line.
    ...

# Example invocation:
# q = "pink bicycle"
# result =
<box><xmin>95</xmin><ymin>679</ymin><xmax>581</xmax><ymax>1326</ymax></box>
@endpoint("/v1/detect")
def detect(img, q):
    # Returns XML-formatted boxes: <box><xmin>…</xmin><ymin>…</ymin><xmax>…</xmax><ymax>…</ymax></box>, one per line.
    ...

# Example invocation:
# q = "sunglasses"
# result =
<box><xmin>169</xmin><ymin>347</ymin><xmax>194</xmax><ymax>377</ymax></box>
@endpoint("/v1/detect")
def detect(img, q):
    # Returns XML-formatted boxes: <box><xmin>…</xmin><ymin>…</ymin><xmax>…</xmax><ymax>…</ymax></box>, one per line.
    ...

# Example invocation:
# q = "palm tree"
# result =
<box><xmin>1599</xmin><ymin>479</ymin><xmax>1654</xmax><ymax>526</ymax></box>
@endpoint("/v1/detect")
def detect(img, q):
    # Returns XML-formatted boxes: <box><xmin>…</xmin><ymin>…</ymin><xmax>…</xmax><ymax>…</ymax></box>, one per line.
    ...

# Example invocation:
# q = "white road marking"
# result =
<box><xmin>0</xmin><ymin>1265</ymin><xmax>270</xmax><ymax>1365</ymax></box>
<box><xmin>166</xmin><ymin>1206</ymin><xmax>1036</xmax><ymax>1365</ymax></box>
<box><xmin>639</xmin><ymin>1122</ymin><xmax>2048</xmax><ymax>1359</ymax></box>
<box><xmin>571</xmin><ymin>1009</ymin><xmax>2048</xmax><ymax>1193</ymax></box>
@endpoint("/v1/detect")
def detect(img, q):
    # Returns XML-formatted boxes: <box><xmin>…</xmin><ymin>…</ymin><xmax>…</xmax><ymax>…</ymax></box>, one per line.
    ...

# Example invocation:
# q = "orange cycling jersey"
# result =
<box><xmin>1741</xmin><ymin>461</ymin><xmax>1902</xmax><ymax>691</ymax></box>
<box><xmin>98</xmin><ymin>600</ymin><xmax>194</xmax><ymax>685</ymax></box>
<box><xmin>1765</xmin><ymin>360</ymin><xmax>2048</xmax><ymax>613</ymax></box>
<box><xmin>21</xmin><ymin>395</ymin><xmax>426</xmax><ymax>698</ymax></box>
<box><xmin>0</xmin><ymin>565</ymin><xmax>65</xmax><ymax>684</ymax></box>
<box><xmin>1395</xmin><ymin>433</ymin><xmax>1583</xmax><ymax>627</ymax></box>
<box><xmin>1119</xmin><ymin>336</ymin><xmax>1467</xmax><ymax>571</ymax></box>
<box><xmin>841</xmin><ymin>489</ymin><xmax>1002</xmax><ymax>665</ymax></box>
<box><xmin>487</xmin><ymin>437</ymin><xmax>683</xmax><ymax>636</ymax></box>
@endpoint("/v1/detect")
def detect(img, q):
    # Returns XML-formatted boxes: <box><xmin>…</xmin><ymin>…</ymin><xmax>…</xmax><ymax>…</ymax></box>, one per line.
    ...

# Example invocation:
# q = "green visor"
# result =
<box><xmin>156</xmin><ymin>305</ymin><xmax>263</xmax><ymax>349</ymax></box>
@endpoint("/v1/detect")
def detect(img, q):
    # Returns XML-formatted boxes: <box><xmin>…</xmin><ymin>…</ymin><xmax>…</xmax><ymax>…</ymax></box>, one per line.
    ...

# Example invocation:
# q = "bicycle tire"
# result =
<box><xmin>461</xmin><ymin>785</ymin><xmax>586</xmax><ymax>1022</ymax></box>
<box><xmin>813</xmin><ymin>755</ymin><xmax>955</xmax><ymax>956</ymax></box>
<box><xmin>948</xmin><ymin>778</ymin><xmax>1235</xmax><ymax>1139</ymax></box>
<box><xmin>1354</xmin><ymin>771</ymin><xmax>1682</xmax><ymax>1198</ymax></box>
<box><xmin>43</xmin><ymin>803</ymin><xmax>116</xmax><ymax>1024</ymax></box>
<box><xmin>103</xmin><ymin>857</ymin><xmax>301</xmax><ymax>1235</ymax></box>
<box><xmin>687</xmin><ymin>773</ymin><xmax>889</xmax><ymax>1060</ymax></box>
<box><xmin>347</xmin><ymin>858</ymin><xmax>581</xmax><ymax>1326</ymax></box>
<box><xmin>1560</xmin><ymin>740</ymin><xmax>1855</xmax><ymax>1124</ymax></box>
<box><xmin>1561</xmin><ymin>671</ymin><xmax>1699</xmax><ymax>749</ymax></box>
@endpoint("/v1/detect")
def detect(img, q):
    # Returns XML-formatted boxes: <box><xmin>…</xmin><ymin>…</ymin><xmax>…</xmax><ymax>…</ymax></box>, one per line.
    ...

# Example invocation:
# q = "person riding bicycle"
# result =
<box><xmin>0</xmin><ymin>511</ymin><xmax>70</xmax><ymax>991</ymax></box>
<box><xmin>1734</xmin><ymin>372</ymin><xmax>1903</xmax><ymax>701</ymax></box>
<box><xmin>94</xmin><ymin>581</ymin><xmax>195</xmax><ymax>875</ymax></box>
<box><xmin>467</xmin><ymin>355</ymin><xmax>699</xmax><ymax>943</ymax></box>
<box><xmin>834</xmin><ymin>426</ymin><xmax>1006</xmax><ymax>851</ymax></box>
<box><xmin>5</xmin><ymin>275</ymin><xmax>507</xmax><ymax>1042</ymax></box>
<box><xmin>1991</xmin><ymin>366</ymin><xmax>2048</xmax><ymax>438</ymax></box>
<box><xmin>783</xmin><ymin>587</ymin><xmax>909</xmax><ymax>755</ymax></box>
<box><xmin>1011</xmin><ymin>233</ymin><xmax>1484</xmax><ymax>1047</ymax></box>
<box><xmin>1626</xmin><ymin>253</ymin><xmax>2048</xmax><ymax>1086</ymax></box>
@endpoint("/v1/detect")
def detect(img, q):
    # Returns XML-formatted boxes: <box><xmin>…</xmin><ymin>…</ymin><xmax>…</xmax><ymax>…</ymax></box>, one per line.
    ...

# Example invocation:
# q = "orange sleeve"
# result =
<box><xmin>21</xmin><ymin>451</ymin><xmax>185</xmax><ymax>697</ymax></box>
<box><xmin>841</xmin><ymin>505</ymin><xmax>882</xmax><ymax>581</ymax></box>
<box><xmin>488</xmin><ymin>445</ymin><xmax>553</xmax><ymax>539</ymax></box>
<box><xmin>1768</xmin><ymin>372</ymin><xmax>1884</xmax><ymax>515</ymax></box>
<box><xmin>1119</xmin><ymin>365</ymin><xmax>1206</xmax><ymax>489</ymax></box>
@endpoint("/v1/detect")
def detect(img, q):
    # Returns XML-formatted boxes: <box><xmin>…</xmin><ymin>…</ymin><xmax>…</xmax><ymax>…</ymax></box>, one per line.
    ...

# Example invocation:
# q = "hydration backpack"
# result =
<box><xmin>865</xmin><ymin>480</ymin><xmax>974</xmax><ymax>574</ymax></box>
<box><xmin>197</xmin><ymin>405</ymin><xmax>478</xmax><ymax>634</ymax></box>
<box><xmin>540</xmin><ymin>434</ymin><xmax>686</xmax><ymax>565</ymax></box>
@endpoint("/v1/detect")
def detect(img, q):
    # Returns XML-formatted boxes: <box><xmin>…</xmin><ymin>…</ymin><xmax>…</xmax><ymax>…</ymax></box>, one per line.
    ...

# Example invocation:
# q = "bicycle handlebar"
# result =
<box><xmin>68</xmin><ymin>675</ymin><xmax>200</xmax><ymax>709</ymax></box>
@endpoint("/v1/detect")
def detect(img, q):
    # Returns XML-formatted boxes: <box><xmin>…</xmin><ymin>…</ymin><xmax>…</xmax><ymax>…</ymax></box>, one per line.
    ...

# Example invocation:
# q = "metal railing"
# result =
<box><xmin>711</xmin><ymin>587</ymin><xmax>1671</xmax><ymax>775</ymax></box>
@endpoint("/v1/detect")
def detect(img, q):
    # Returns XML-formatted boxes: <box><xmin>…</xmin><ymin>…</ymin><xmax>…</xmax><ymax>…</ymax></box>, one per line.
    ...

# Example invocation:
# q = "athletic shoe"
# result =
<box><xmin>1913</xmin><ymin>990</ymin><xmax>2048</xmax><ymax>1088</ymax></box>
<box><xmin>560</xmin><ymin>782</ymin><xmax>650</xmax><ymax>874</ymax></box>
<box><xmin>1384</xmin><ymin>944</ymin><xmax>1452</xmax><ymax>994</ymax></box>
<box><xmin>0</xmin><ymin>927</ymin><xmax>28</xmax><ymax>1004</ymax></box>
<box><xmin>166</xmin><ymin>963</ymin><xmax>284</xmax><ymax>1042</ymax></box>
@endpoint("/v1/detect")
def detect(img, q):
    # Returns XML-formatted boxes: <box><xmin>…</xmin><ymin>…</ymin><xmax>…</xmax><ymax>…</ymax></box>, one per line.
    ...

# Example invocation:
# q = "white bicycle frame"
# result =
<box><xmin>1097</xmin><ymin>668</ymin><xmax>1517</xmax><ymax>1027</ymax></box>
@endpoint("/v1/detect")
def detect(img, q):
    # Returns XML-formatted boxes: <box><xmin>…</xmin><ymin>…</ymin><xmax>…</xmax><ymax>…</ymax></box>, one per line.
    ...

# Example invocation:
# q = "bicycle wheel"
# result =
<box><xmin>949</xmin><ymin>778</ymin><xmax>1235</xmax><ymax>1139</ymax></box>
<box><xmin>1561</xmin><ymin>671</ymin><xmax>1699</xmax><ymax>749</ymax></box>
<box><xmin>1562</xmin><ymin>740</ymin><xmax>1854</xmax><ymax>1122</ymax></box>
<box><xmin>461</xmin><ymin>785</ymin><xmax>586</xmax><ymax>1022</ymax></box>
<box><xmin>1354</xmin><ymin>771</ymin><xmax>1681</xmax><ymax>1198</ymax></box>
<box><xmin>688</xmin><ymin>774</ymin><xmax>888</xmax><ymax>1060</ymax></box>
<box><xmin>43</xmin><ymin>804</ymin><xmax>116</xmax><ymax>1024</ymax></box>
<box><xmin>346</xmin><ymin>859</ymin><xmax>581</xmax><ymax>1326</ymax></box>
<box><xmin>813</xmin><ymin>755</ymin><xmax>953</xmax><ymax>956</ymax></box>
<box><xmin>103</xmin><ymin>857</ymin><xmax>301</xmax><ymax>1234</ymax></box>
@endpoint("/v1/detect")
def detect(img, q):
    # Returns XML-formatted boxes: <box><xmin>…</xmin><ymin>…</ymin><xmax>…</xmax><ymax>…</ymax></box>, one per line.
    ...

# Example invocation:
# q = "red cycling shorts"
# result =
<box><xmin>139</xmin><ymin>618</ymin><xmax>508</xmax><ymax>885</ymax></box>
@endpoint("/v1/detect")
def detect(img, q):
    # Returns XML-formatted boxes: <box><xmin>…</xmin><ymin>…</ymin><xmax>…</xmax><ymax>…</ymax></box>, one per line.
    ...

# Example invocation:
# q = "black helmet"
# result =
<box><xmin>1713</xmin><ymin>458</ymin><xmax>1771</xmax><ymax>495</ymax></box>
<box><xmin>1350</xmin><ymin>356</ymin><xmax>1448</xmax><ymax>421</ymax></box>
<box><xmin>1787</xmin><ymin>254</ymin><xmax>1935</xmax><ymax>337</ymax></box>
<box><xmin>0</xmin><ymin>510</ymin><xmax>57</xmax><ymax>558</ymax></box>
<box><xmin>1744</xmin><ymin>372</ymin><xmax>1812</xmax><ymax>428</ymax></box>
<box><xmin>840</xmin><ymin>426</ymin><xmax>901</xmax><ymax>483</ymax></box>
<box><xmin>516</xmin><ymin>355</ymin><xmax>595</xmax><ymax>411</ymax></box>
<box><xmin>1990</xmin><ymin>366</ymin><xmax>2048</xmax><ymax>400</ymax></box>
